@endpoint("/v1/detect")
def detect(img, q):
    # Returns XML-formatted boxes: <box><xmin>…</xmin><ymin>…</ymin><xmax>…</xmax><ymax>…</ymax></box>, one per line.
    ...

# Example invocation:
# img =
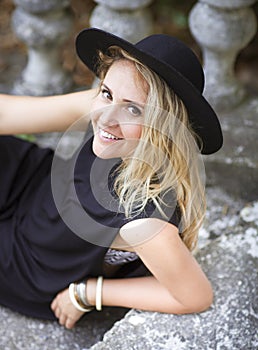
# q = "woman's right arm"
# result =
<box><xmin>0</xmin><ymin>88</ymin><xmax>97</xmax><ymax>135</ymax></box>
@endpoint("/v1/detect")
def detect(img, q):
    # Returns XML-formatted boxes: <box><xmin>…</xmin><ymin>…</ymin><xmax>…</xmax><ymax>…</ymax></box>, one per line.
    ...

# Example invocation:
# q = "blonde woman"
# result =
<box><xmin>0</xmin><ymin>28</ymin><xmax>222</xmax><ymax>329</ymax></box>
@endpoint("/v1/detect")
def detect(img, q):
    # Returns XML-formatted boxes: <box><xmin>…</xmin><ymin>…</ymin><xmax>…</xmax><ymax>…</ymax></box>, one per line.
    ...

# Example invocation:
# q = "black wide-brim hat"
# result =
<box><xmin>76</xmin><ymin>28</ymin><xmax>223</xmax><ymax>155</ymax></box>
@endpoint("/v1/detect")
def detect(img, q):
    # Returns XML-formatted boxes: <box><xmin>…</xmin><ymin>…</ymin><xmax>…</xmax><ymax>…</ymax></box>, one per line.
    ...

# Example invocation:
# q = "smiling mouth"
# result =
<box><xmin>99</xmin><ymin>129</ymin><xmax>122</xmax><ymax>140</ymax></box>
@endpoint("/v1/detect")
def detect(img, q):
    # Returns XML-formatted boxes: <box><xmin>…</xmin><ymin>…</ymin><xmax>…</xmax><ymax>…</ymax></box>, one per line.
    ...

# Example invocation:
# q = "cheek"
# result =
<box><xmin>124</xmin><ymin>124</ymin><xmax>142</xmax><ymax>140</ymax></box>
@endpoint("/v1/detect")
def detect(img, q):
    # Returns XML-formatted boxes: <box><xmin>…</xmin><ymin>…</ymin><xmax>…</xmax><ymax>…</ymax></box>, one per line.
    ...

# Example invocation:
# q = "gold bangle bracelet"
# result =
<box><xmin>69</xmin><ymin>283</ymin><xmax>93</xmax><ymax>312</ymax></box>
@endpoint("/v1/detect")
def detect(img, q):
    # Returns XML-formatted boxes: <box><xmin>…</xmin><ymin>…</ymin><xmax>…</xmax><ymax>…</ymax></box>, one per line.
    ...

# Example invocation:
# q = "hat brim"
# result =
<box><xmin>76</xmin><ymin>28</ymin><xmax>223</xmax><ymax>155</ymax></box>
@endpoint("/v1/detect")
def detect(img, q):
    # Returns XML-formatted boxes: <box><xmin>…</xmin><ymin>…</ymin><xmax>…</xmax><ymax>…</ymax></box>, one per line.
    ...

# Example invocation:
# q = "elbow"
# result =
<box><xmin>166</xmin><ymin>286</ymin><xmax>214</xmax><ymax>315</ymax></box>
<box><xmin>186</xmin><ymin>285</ymin><xmax>214</xmax><ymax>314</ymax></box>
<box><xmin>194</xmin><ymin>288</ymin><xmax>213</xmax><ymax>313</ymax></box>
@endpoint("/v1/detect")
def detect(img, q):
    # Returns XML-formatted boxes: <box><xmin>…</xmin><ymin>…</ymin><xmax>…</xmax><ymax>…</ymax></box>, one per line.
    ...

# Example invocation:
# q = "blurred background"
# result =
<box><xmin>0</xmin><ymin>0</ymin><xmax>257</xmax><ymax>92</ymax></box>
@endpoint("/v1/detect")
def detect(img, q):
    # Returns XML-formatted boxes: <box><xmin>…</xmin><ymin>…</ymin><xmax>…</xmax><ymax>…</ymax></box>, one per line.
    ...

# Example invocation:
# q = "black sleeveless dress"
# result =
<box><xmin>0</xmin><ymin>133</ymin><xmax>180</xmax><ymax>320</ymax></box>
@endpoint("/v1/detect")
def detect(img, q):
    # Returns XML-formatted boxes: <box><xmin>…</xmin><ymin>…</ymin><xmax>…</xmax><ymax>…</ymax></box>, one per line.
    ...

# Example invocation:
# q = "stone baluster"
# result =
<box><xmin>12</xmin><ymin>0</ymin><xmax>74</xmax><ymax>96</ymax></box>
<box><xmin>90</xmin><ymin>0</ymin><xmax>154</xmax><ymax>43</ymax></box>
<box><xmin>189</xmin><ymin>0</ymin><xmax>257</xmax><ymax>112</ymax></box>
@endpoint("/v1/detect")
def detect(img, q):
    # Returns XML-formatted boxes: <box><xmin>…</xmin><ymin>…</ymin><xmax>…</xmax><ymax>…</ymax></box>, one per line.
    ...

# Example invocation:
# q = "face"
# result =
<box><xmin>91</xmin><ymin>59</ymin><xmax>148</xmax><ymax>159</ymax></box>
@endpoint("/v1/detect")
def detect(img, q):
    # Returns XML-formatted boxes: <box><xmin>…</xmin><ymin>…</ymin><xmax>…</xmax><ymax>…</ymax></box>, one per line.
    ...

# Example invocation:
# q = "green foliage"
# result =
<box><xmin>16</xmin><ymin>134</ymin><xmax>36</xmax><ymax>142</ymax></box>
<box><xmin>152</xmin><ymin>0</ymin><xmax>195</xmax><ymax>30</ymax></box>
<box><xmin>170</xmin><ymin>10</ymin><xmax>188</xmax><ymax>29</ymax></box>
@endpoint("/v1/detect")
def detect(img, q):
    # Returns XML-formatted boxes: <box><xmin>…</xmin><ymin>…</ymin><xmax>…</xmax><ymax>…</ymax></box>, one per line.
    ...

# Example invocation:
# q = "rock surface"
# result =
<box><xmin>204</xmin><ymin>96</ymin><xmax>258</xmax><ymax>201</ymax></box>
<box><xmin>0</xmin><ymin>305</ymin><xmax>128</xmax><ymax>350</ymax></box>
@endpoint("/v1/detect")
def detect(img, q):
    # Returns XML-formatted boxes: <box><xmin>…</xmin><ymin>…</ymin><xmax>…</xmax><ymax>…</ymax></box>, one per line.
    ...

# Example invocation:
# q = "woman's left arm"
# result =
<box><xmin>87</xmin><ymin>219</ymin><xmax>213</xmax><ymax>314</ymax></box>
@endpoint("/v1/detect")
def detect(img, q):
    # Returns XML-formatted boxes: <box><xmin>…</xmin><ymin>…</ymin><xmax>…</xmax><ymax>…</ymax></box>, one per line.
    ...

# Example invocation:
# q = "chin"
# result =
<box><xmin>92</xmin><ymin>141</ymin><xmax>117</xmax><ymax>159</ymax></box>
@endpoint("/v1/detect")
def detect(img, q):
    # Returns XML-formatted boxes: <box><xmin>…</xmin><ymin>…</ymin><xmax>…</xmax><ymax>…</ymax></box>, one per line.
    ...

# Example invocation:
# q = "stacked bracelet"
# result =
<box><xmin>69</xmin><ymin>276</ymin><xmax>104</xmax><ymax>312</ymax></box>
<box><xmin>75</xmin><ymin>281</ymin><xmax>92</xmax><ymax>308</ymax></box>
<box><xmin>68</xmin><ymin>281</ymin><xmax>93</xmax><ymax>313</ymax></box>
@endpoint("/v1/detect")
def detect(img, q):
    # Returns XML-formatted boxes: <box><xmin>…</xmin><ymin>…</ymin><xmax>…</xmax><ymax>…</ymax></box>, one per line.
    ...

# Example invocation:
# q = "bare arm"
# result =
<box><xmin>87</xmin><ymin>219</ymin><xmax>213</xmax><ymax>313</ymax></box>
<box><xmin>51</xmin><ymin>219</ymin><xmax>213</xmax><ymax>329</ymax></box>
<box><xmin>0</xmin><ymin>89</ymin><xmax>97</xmax><ymax>135</ymax></box>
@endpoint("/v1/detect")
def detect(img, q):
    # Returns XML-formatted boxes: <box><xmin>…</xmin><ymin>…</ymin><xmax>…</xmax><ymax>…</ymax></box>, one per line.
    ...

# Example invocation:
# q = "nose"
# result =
<box><xmin>99</xmin><ymin>104</ymin><xmax>121</xmax><ymax>127</ymax></box>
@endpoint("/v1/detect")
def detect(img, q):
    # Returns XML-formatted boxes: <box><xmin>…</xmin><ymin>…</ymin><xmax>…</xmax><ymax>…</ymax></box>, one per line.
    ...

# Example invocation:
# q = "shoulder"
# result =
<box><xmin>119</xmin><ymin>217</ymin><xmax>180</xmax><ymax>249</ymax></box>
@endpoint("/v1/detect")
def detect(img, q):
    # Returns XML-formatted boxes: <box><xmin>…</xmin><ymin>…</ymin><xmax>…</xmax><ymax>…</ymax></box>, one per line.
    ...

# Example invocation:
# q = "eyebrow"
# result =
<box><xmin>101</xmin><ymin>83</ymin><xmax>145</xmax><ymax>108</ymax></box>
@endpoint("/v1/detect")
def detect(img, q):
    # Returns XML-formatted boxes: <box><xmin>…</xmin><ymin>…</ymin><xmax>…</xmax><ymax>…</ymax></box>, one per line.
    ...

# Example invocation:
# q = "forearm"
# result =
<box><xmin>87</xmin><ymin>276</ymin><xmax>207</xmax><ymax>314</ymax></box>
<box><xmin>0</xmin><ymin>89</ymin><xmax>96</xmax><ymax>135</ymax></box>
<box><xmin>51</xmin><ymin>273</ymin><xmax>212</xmax><ymax>329</ymax></box>
<box><xmin>119</xmin><ymin>220</ymin><xmax>213</xmax><ymax>313</ymax></box>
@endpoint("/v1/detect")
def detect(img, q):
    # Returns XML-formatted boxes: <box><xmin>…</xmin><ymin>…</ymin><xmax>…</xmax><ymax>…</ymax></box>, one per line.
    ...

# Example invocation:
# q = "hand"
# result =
<box><xmin>51</xmin><ymin>288</ymin><xmax>85</xmax><ymax>329</ymax></box>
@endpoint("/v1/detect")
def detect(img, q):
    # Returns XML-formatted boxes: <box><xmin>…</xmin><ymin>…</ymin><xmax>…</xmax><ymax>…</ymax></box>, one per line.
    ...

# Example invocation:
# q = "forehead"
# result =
<box><xmin>104</xmin><ymin>59</ymin><xmax>148</xmax><ymax>101</ymax></box>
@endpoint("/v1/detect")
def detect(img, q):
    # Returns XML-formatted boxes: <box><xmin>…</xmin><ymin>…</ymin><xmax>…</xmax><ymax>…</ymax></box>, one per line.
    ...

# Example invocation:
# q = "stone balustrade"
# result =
<box><xmin>10</xmin><ymin>0</ymin><xmax>257</xmax><ymax>110</ymax></box>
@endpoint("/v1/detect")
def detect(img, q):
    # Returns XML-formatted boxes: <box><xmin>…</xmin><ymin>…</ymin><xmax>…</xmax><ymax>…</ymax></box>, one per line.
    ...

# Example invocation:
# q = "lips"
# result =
<box><xmin>99</xmin><ymin>128</ymin><xmax>122</xmax><ymax>141</ymax></box>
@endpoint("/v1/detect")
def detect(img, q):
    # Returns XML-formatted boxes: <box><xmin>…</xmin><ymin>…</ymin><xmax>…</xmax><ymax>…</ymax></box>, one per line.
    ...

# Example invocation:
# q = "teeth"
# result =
<box><xmin>100</xmin><ymin>129</ymin><xmax>120</xmax><ymax>140</ymax></box>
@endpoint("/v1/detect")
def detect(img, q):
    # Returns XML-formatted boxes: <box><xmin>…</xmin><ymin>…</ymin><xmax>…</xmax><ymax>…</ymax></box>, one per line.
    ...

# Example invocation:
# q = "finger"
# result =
<box><xmin>58</xmin><ymin>314</ymin><xmax>67</xmax><ymax>326</ymax></box>
<box><xmin>65</xmin><ymin>318</ymin><xmax>76</xmax><ymax>329</ymax></box>
<box><xmin>53</xmin><ymin>306</ymin><xmax>61</xmax><ymax>318</ymax></box>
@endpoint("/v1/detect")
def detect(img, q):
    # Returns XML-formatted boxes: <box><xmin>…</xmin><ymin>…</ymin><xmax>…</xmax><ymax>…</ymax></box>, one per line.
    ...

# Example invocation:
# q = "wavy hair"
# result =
<box><xmin>96</xmin><ymin>46</ymin><xmax>206</xmax><ymax>251</ymax></box>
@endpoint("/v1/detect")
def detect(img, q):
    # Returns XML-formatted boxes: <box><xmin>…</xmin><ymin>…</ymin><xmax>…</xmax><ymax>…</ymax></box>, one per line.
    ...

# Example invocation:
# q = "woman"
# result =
<box><xmin>0</xmin><ymin>28</ymin><xmax>223</xmax><ymax>329</ymax></box>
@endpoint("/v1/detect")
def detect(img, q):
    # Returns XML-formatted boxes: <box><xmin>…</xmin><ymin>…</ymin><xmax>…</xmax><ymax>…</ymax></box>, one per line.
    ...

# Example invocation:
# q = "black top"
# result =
<box><xmin>0</xmin><ymin>133</ymin><xmax>180</xmax><ymax>320</ymax></box>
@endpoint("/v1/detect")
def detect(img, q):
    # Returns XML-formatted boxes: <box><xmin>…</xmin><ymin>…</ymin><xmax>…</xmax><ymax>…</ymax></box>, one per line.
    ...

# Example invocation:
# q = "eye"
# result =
<box><xmin>127</xmin><ymin>104</ymin><xmax>142</xmax><ymax>117</ymax></box>
<box><xmin>101</xmin><ymin>87</ymin><xmax>112</xmax><ymax>101</ymax></box>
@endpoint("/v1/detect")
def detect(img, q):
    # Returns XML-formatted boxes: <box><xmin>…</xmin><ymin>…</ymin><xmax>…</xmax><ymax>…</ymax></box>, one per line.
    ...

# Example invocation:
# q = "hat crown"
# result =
<box><xmin>135</xmin><ymin>34</ymin><xmax>204</xmax><ymax>93</ymax></box>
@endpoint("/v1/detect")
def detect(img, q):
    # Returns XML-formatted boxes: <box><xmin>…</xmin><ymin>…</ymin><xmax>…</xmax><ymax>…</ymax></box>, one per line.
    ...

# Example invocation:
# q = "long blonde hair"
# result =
<box><xmin>96</xmin><ymin>46</ymin><xmax>206</xmax><ymax>251</ymax></box>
